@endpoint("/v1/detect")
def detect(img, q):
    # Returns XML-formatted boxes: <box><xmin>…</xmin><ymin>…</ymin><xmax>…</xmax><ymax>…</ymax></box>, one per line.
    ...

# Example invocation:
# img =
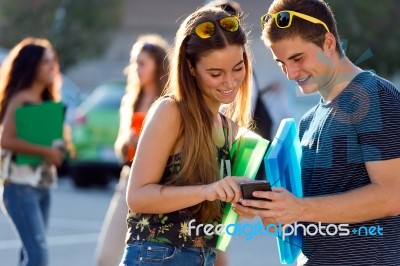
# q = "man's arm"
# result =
<box><xmin>233</xmin><ymin>158</ymin><xmax>400</xmax><ymax>225</ymax></box>
<box><xmin>301</xmin><ymin>158</ymin><xmax>400</xmax><ymax>223</ymax></box>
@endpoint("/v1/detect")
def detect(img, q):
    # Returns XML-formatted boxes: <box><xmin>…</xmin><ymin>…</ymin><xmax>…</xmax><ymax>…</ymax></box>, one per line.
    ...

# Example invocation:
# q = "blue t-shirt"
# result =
<box><xmin>299</xmin><ymin>71</ymin><xmax>400</xmax><ymax>265</ymax></box>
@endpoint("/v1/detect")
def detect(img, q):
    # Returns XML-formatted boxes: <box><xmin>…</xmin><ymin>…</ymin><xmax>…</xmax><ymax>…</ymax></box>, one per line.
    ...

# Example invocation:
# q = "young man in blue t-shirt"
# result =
<box><xmin>233</xmin><ymin>0</ymin><xmax>400</xmax><ymax>265</ymax></box>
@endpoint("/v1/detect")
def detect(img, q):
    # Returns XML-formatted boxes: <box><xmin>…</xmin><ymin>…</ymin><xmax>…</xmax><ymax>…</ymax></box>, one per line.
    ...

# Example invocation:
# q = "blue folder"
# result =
<box><xmin>264</xmin><ymin>118</ymin><xmax>303</xmax><ymax>264</ymax></box>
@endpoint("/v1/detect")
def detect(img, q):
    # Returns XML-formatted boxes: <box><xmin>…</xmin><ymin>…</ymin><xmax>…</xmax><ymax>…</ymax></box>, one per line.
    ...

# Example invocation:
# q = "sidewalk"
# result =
<box><xmin>227</xmin><ymin>218</ymin><xmax>295</xmax><ymax>266</ymax></box>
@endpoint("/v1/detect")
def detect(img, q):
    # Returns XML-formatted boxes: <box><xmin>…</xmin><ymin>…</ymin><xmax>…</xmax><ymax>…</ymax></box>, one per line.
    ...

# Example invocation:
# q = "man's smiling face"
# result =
<box><xmin>270</xmin><ymin>36</ymin><xmax>335</xmax><ymax>95</ymax></box>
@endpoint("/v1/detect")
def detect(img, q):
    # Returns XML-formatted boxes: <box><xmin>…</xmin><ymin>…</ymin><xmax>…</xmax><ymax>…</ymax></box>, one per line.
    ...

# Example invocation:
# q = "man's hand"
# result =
<box><xmin>232</xmin><ymin>187</ymin><xmax>304</xmax><ymax>225</ymax></box>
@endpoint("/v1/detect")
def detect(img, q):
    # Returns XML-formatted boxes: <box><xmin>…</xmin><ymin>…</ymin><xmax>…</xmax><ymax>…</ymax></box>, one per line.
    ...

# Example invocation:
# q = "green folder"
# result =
<box><xmin>216</xmin><ymin>130</ymin><xmax>269</xmax><ymax>251</ymax></box>
<box><xmin>15</xmin><ymin>101</ymin><xmax>64</xmax><ymax>165</ymax></box>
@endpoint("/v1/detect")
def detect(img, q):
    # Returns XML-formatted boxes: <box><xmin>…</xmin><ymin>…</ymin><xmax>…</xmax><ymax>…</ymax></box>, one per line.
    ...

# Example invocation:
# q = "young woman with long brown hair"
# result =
<box><xmin>0</xmin><ymin>38</ymin><xmax>64</xmax><ymax>266</ymax></box>
<box><xmin>120</xmin><ymin>6</ymin><xmax>253</xmax><ymax>266</ymax></box>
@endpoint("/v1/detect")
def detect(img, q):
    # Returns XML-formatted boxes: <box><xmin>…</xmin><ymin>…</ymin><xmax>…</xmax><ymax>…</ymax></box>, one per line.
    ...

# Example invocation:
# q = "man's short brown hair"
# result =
<box><xmin>262</xmin><ymin>0</ymin><xmax>344</xmax><ymax>57</ymax></box>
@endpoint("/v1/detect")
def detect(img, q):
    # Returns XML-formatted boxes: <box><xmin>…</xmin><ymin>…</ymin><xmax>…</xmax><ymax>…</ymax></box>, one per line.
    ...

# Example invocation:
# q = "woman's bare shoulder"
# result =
<box><xmin>4</xmin><ymin>92</ymin><xmax>34</xmax><ymax>113</ymax></box>
<box><xmin>149</xmin><ymin>97</ymin><xmax>181</xmax><ymax>123</ymax></box>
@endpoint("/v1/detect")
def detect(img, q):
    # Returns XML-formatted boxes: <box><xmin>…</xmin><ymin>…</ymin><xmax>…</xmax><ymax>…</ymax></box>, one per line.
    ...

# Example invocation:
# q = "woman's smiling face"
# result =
<box><xmin>193</xmin><ymin>44</ymin><xmax>246</xmax><ymax>110</ymax></box>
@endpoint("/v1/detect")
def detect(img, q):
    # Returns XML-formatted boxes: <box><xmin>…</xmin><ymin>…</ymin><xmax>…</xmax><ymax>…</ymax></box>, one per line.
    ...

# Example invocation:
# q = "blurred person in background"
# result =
<box><xmin>120</xmin><ymin>6</ymin><xmax>253</xmax><ymax>266</ymax></box>
<box><xmin>0</xmin><ymin>38</ymin><xmax>65</xmax><ymax>266</ymax></box>
<box><xmin>95</xmin><ymin>34</ymin><xmax>170</xmax><ymax>266</ymax></box>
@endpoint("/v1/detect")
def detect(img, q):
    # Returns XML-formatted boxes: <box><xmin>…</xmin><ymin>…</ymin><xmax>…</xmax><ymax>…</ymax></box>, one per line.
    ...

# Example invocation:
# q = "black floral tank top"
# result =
<box><xmin>126</xmin><ymin>114</ymin><xmax>231</xmax><ymax>248</ymax></box>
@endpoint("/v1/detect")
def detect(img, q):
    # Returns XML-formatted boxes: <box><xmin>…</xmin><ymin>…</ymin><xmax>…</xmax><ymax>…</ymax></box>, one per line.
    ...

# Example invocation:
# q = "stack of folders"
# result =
<box><xmin>217</xmin><ymin>118</ymin><xmax>302</xmax><ymax>265</ymax></box>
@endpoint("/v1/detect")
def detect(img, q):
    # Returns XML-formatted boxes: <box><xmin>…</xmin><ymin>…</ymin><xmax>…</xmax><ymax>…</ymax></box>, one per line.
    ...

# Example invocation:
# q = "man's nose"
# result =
<box><xmin>284</xmin><ymin>63</ymin><xmax>300</xmax><ymax>80</ymax></box>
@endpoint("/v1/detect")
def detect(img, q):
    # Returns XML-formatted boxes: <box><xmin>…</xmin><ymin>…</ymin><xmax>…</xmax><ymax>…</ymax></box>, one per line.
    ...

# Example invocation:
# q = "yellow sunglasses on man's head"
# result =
<box><xmin>261</xmin><ymin>10</ymin><xmax>330</xmax><ymax>33</ymax></box>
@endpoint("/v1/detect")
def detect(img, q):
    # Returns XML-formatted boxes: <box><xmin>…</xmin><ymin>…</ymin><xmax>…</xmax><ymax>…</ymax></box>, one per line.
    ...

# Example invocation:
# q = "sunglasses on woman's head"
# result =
<box><xmin>261</xmin><ymin>10</ymin><xmax>330</xmax><ymax>33</ymax></box>
<box><xmin>194</xmin><ymin>16</ymin><xmax>240</xmax><ymax>39</ymax></box>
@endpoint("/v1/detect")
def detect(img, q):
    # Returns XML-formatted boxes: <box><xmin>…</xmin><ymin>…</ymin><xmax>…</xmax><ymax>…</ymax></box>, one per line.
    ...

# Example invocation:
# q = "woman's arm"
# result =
<box><xmin>114</xmin><ymin>94</ymin><xmax>134</xmax><ymax>161</ymax></box>
<box><xmin>63</xmin><ymin>123</ymin><xmax>73</xmax><ymax>155</ymax></box>
<box><xmin>0</xmin><ymin>97</ymin><xmax>63</xmax><ymax>166</ymax></box>
<box><xmin>127</xmin><ymin>98</ymin><xmax>245</xmax><ymax>214</ymax></box>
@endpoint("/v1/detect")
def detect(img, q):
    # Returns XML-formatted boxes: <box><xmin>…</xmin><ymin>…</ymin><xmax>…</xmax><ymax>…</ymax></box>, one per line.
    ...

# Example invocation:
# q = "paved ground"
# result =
<box><xmin>0</xmin><ymin>178</ymin><xmax>294</xmax><ymax>266</ymax></box>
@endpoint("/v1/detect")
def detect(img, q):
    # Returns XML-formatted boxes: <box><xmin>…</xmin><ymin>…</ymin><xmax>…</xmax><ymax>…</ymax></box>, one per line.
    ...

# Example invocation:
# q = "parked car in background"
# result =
<box><xmin>57</xmin><ymin>75</ymin><xmax>84</xmax><ymax>176</ymax></box>
<box><xmin>69</xmin><ymin>80</ymin><xmax>126</xmax><ymax>187</ymax></box>
<box><xmin>61</xmin><ymin>76</ymin><xmax>85</xmax><ymax>126</ymax></box>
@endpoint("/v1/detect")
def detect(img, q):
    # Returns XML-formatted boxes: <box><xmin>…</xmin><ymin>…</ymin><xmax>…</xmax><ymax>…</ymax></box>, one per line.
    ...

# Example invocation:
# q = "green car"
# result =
<box><xmin>69</xmin><ymin>80</ymin><xmax>126</xmax><ymax>187</ymax></box>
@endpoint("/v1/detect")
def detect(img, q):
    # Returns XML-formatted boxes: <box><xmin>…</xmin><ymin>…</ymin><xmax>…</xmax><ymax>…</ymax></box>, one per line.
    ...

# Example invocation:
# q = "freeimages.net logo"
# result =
<box><xmin>187</xmin><ymin>219</ymin><xmax>383</xmax><ymax>241</ymax></box>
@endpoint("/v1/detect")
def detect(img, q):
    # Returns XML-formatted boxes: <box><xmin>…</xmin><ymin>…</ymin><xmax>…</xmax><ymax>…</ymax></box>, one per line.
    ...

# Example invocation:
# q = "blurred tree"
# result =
<box><xmin>327</xmin><ymin>0</ymin><xmax>400</xmax><ymax>78</ymax></box>
<box><xmin>0</xmin><ymin>0</ymin><xmax>122</xmax><ymax>70</ymax></box>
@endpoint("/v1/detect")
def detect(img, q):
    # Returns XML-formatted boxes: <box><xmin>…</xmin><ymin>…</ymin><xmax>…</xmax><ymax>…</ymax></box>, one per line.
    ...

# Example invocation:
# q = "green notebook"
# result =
<box><xmin>15</xmin><ymin>101</ymin><xmax>64</xmax><ymax>165</ymax></box>
<box><xmin>216</xmin><ymin>130</ymin><xmax>269</xmax><ymax>251</ymax></box>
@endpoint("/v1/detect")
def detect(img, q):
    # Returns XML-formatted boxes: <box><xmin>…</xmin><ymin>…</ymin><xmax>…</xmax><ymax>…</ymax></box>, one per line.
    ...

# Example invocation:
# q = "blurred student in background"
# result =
<box><xmin>0</xmin><ymin>38</ymin><xmax>65</xmax><ymax>266</ymax></box>
<box><xmin>95</xmin><ymin>34</ymin><xmax>170</xmax><ymax>266</ymax></box>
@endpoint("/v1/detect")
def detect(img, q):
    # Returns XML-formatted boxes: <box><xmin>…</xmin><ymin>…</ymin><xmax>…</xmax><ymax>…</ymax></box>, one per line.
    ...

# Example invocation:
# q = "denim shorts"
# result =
<box><xmin>119</xmin><ymin>240</ymin><xmax>217</xmax><ymax>266</ymax></box>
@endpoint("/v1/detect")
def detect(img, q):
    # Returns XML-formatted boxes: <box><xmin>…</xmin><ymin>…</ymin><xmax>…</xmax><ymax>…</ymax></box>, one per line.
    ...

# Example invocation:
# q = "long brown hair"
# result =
<box><xmin>0</xmin><ymin>38</ymin><xmax>61</xmax><ymax>124</ymax></box>
<box><xmin>164</xmin><ymin>6</ymin><xmax>252</xmax><ymax>222</ymax></box>
<box><xmin>125</xmin><ymin>34</ymin><xmax>170</xmax><ymax>111</ymax></box>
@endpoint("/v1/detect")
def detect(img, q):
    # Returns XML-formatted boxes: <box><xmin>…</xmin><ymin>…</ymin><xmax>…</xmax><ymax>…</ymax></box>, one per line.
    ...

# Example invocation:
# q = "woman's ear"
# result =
<box><xmin>187</xmin><ymin>60</ymin><xmax>196</xmax><ymax>77</ymax></box>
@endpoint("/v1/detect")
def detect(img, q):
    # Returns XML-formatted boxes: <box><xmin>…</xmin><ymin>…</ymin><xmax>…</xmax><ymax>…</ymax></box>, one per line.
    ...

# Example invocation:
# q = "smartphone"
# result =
<box><xmin>240</xmin><ymin>180</ymin><xmax>271</xmax><ymax>200</ymax></box>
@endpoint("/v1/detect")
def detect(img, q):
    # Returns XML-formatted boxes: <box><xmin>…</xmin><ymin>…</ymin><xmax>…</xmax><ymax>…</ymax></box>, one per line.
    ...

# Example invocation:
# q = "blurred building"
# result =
<box><xmin>65</xmin><ymin>1</ymin><xmax>280</xmax><ymax>90</ymax></box>
<box><xmin>66</xmin><ymin>0</ymin><xmax>320</xmax><ymax>133</ymax></box>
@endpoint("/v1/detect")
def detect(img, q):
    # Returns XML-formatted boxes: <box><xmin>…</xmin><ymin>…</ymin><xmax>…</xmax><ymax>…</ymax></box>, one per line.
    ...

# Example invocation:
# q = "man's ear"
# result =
<box><xmin>187</xmin><ymin>60</ymin><xmax>196</xmax><ymax>77</ymax></box>
<box><xmin>324</xmin><ymin>32</ymin><xmax>337</xmax><ymax>54</ymax></box>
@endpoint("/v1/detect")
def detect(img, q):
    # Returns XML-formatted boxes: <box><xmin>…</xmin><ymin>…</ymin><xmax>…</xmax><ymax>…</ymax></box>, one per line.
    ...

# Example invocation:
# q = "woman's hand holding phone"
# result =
<box><xmin>202</xmin><ymin>176</ymin><xmax>250</xmax><ymax>203</ymax></box>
